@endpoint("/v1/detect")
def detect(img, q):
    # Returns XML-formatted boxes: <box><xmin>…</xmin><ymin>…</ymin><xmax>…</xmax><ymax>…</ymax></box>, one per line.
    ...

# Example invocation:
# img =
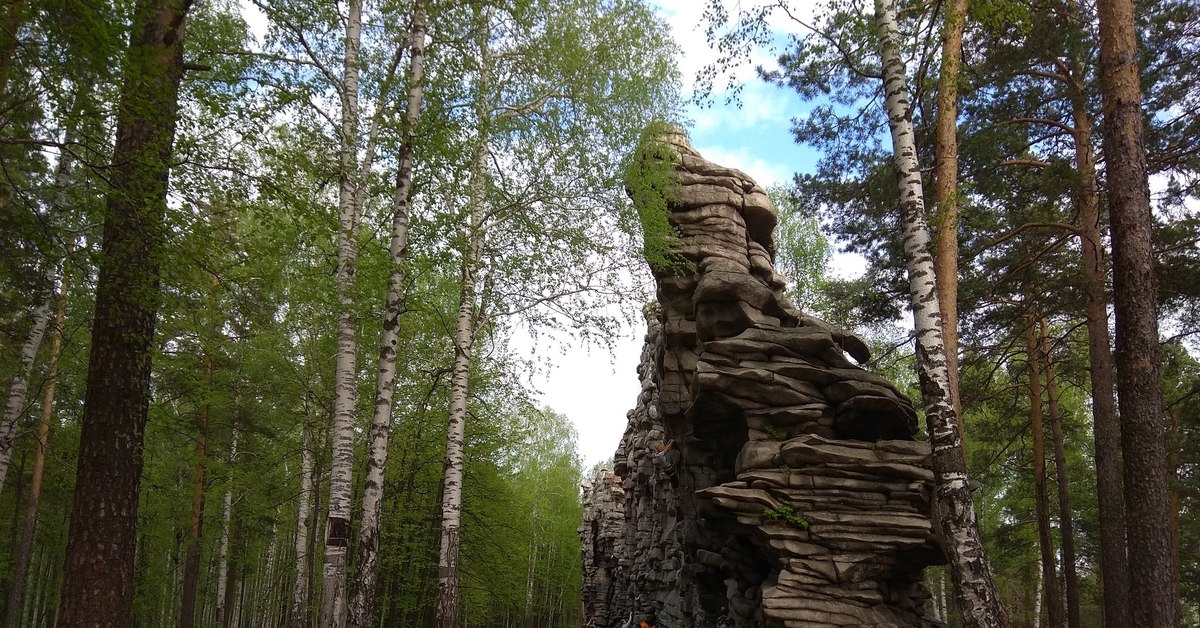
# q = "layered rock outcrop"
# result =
<box><xmin>580</xmin><ymin>131</ymin><xmax>944</xmax><ymax>628</ymax></box>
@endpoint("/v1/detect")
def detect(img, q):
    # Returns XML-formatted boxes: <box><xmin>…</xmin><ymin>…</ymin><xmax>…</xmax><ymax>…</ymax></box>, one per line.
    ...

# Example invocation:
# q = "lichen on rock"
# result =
<box><xmin>580</xmin><ymin>130</ymin><xmax>945</xmax><ymax>628</ymax></box>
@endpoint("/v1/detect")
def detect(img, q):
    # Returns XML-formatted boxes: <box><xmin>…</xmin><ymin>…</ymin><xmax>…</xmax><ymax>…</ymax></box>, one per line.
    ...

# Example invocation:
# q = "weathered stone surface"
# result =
<box><xmin>580</xmin><ymin>132</ymin><xmax>943</xmax><ymax>628</ymax></box>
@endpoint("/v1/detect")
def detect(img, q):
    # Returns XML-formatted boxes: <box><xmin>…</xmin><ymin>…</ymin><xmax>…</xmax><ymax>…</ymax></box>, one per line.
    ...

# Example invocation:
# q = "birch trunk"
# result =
<box><xmin>1096</xmin><ymin>0</ymin><xmax>1176</xmax><ymax>623</ymax></box>
<box><xmin>1024</xmin><ymin>307</ymin><xmax>1061</xmax><ymax>628</ymax></box>
<box><xmin>1040</xmin><ymin>321</ymin><xmax>1080</xmax><ymax>628</ymax></box>
<box><xmin>0</xmin><ymin>284</ymin><xmax>51</xmax><ymax>493</ymax></box>
<box><xmin>3</xmin><ymin>265</ymin><xmax>68</xmax><ymax>628</ymax></box>
<box><xmin>320</xmin><ymin>0</ymin><xmax>364</xmax><ymax>625</ymax></box>
<box><xmin>436</xmin><ymin>139</ymin><xmax>487</xmax><ymax>628</ymax></box>
<box><xmin>347</xmin><ymin>8</ymin><xmax>429</xmax><ymax>626</ymax></box>
<box><xmin>872</xmin><ymin>2</ymin><xmax>1007</xmax><ymax>625</ymax></box>
<box><xmin>931</xmin><ymin>0</ymin><xmax>967</xmax><ymax>430</ymax></box>
<box><xmin>1034</xmin><ymin>566</ymin><xmax>1043</xmax><ymax>628</ymax></box>
<box><xmin>291</xmin><ymin>427</ymin><xmax>314</xmax><ymax>628</ymax></box>
<box><xmin>437</xmin><ymin>17</ymin><xmax>492</xmax><ymax>624</ymax></box>
<box><xmin>260</xmin><ymin>510</ymin><xmax>280</xmax><ymax>621</ymax></box>
<box><xmin>938</xmin><ymin>573</ymin><xmax>948</xmax><ymax>622</ymax></box>
<box><xmin>216</xmin><ymin>428</ymin><xmax>239</xmax><ymax>628</ymax></box>
<box><xmin>1066</xmin><ymin>38</ymin><xmax>1130</xmax><ymax>626</ymax></box>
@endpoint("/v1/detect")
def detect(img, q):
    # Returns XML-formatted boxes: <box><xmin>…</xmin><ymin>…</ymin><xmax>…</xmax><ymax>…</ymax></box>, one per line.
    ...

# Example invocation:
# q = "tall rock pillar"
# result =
<box><xmin>581</xmin><ymin>130</ymin><xmax>946</xmax><ymax>628</ymax></box>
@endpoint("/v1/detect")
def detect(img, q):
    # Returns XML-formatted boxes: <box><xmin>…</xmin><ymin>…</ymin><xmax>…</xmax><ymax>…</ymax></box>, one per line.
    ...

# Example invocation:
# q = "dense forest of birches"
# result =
<box><xmin>0</xmin><ymin>0</ymin><xmax>1197</xmax><ymax>626</ymax></box>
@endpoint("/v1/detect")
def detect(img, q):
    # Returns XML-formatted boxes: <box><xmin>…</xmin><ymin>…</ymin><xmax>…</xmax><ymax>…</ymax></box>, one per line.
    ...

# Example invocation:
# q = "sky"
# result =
<box><xmin>533</xmin><ymin>0</ymin><xmax>864</xmax><ymax>468</ymax></box>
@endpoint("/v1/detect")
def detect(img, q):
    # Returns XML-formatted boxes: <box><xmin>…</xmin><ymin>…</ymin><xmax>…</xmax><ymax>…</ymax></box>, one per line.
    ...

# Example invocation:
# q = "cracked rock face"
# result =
<box><xmin>580</xmin><ymin>132</ymin><xmax>944</xmax><ymax>628</ymax></box>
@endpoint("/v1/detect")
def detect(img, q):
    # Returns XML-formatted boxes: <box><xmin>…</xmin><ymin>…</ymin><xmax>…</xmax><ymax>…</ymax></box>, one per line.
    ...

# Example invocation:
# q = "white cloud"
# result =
<box><xmin>829</xmin><ymin>251</ymin><xmax>867</xmax><ymax>280</ymax></box>
<box><xmin>239</xmin><ymin>0</ymin><xmax>268</xmax><ymax>46</ymax></box>
<box><xmin>653</xmin><ymin>0</ymin><xmax>816</xmax><ymax>95</ymax></box>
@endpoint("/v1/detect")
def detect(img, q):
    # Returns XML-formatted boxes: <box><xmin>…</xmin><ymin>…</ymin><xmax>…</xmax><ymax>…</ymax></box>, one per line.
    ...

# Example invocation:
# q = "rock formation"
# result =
<box><xmin>579</xmin><ymin>130</ymin><xmax>944</xmax><ymax>628</ymax></box>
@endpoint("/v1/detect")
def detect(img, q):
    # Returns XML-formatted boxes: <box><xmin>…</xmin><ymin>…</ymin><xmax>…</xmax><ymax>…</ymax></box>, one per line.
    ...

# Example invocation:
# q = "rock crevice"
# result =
<box><xmin>581</xmin><ymin>132</ymin><xmax>943</xmax><ymax>627</ymax></box>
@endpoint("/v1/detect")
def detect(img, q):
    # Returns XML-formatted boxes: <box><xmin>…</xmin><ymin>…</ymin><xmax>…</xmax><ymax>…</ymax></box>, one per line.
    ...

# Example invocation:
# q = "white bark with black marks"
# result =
<box><xmin>872</xmin><ymin>1</ymin><xmax>1008</xmax><ymax>625</ymax></box>
<box><xmin>348</xmin><ymin>6</ymin><xmax>429</xmax><ymax>625</ymax></box>
<box><xmin>0</xmin><ymin>285</ymin><xmax>51</xmax><ymax>493</ymax></box>
<box><xmin>436</xmin><ymin>125</ymin><xmax>487</xmax><ymax>628</ymax></box>
<box><xmin>215</xmin><ymin>427</ymin><xmax>238</xmax><ymax>628</ymax></box>
<box><xmin>320</xmin><ymin>0</ymin><xmax>364</xmax><ymax>625</ymax></box>
<box><xmin>437</xmin><ymin>15</ymin><xmax>492</xmax><ymax>624</ymax></box>
<box><xmin>291</xmin><ymin>427</ymin><xmax>313</xmax><ymax>628</ymax></box>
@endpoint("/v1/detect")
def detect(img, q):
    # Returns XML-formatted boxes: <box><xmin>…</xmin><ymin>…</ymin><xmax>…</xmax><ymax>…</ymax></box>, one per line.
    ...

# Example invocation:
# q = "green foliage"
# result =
<box><xmin>762</xmin><ymin>424</ymin><xmax>788</xmax><ymax>440</ymax></box>
<box><xmin>623</xmin><ymin>121</ymin><xmax>687</xmax><ymax>273</ymax></box>
<box><xmin>769</xmin><ymin>185</ymin><xmax>836</xmax><ymax>312</ymax></box>
<box><xmin>762</xmin><ymin>504</ymin><xmax>809</xmax><ymax>530</ymax></box>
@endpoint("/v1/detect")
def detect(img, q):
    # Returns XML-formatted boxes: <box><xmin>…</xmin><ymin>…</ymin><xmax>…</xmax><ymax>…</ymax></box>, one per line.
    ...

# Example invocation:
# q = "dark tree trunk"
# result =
<box><xmin>1096</xmin><ymin>0</ymin><xmax>1178</xmax><ymax>624</ymax></box>
<box><xmin>0</xmin><ymin>0</ymin><xmax>28</xmax><ymax>98</ymax></box>
<box><xmin>1024</xmin><ymin>306</ymin><xmax>1061</xmax><ymax>628</ymax></box>
<box><xmin>179</xmin><ymin>354</ymin><xmax>212</xmax><ymax>628</ymax></box>
<box><xmin>1067</xmin><ymin>39</ymin><xmax>1130</xmax><ymax>627</ymax></box>
<box><xmin>1040</xmin><ymin>319</ymin><xmax>1081</xmax><ymax>628</ymax></box>
<box><xmin>56</xmin><ymin>0</ymin><xmax>193</xmax><ymax>624</ymax></box>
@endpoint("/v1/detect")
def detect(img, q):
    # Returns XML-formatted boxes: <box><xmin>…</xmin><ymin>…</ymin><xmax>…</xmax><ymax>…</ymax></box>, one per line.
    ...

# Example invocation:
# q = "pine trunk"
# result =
<box><xmin>292</xmin><ymin>427</ymin><xmax>314</xmax><ymax>628</ymax></box>
<box><xmin>872</xmin><ymin>2</ymin><xmax>1007</xmax><ymax>625</ymax></box>
<box><xmin>57</xmin><ymin>1</ymin><xmax>192</xmax><ymax>623</ymax></box>
<box><xmin>1096</xmin><ymin>0</ymin><xmax>1177</xmax><ymax>624</ymax></box>
<box><xmin>1067</xmin><ymin>43</ymin><xmax>1130</xmax><ymax>627</ymax></box>
<box><xmin>0</xmin><ymin>0</ymin><xmax>28</xmax><ymax>98</ymax></box>
<box><xmin>1024</xmin><ymin>308</ymin><xmax>1061</xmax><ymax>628</ymax></box>
<box><xmin>179</xmin><ymin>351</ymin><xmax>212</xmax><ymax>628</ymax></box>
<box><xmin>932</xmin><ymin>0</ymin><xmax>967</xmax><ymax>429</ymax></box>
<box><xmin>1167</xmin><ymin>406</ymin><xmax>1182</xmax><ymax>622</ymax></box>
<box><xmin>348</xmin><ymin>7</ymin><xmax>429</xmax><ymax>626</ymax></box>
<box><xmin>320</xmin><ymin>0</ymin><xmax>364</xmax><ymax>625</ymax></box>
<box><xmin>1040</xmin><ymin>319</ymin><xmax>1081</xmax><ymax>628</ymax></box>
<box><xmin>0</xmin><ymin>285</ymin><xmax>51</xmax><ymax>493</ymax></box>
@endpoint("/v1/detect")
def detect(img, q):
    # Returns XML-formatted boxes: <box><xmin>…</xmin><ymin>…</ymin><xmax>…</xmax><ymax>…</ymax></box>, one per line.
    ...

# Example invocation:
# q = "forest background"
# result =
<box><xmin>0</xmin><ymin>0</ymin><xmax>1197</xmax><ymax>626</ymax></box>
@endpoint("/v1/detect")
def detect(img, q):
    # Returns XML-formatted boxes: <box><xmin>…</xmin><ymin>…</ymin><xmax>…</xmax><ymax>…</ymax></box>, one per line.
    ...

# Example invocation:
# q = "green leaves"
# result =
<box><xmin>624</xmin><ymin>121</ymin><xmax>686</xmax><ymax>274</ymax></box>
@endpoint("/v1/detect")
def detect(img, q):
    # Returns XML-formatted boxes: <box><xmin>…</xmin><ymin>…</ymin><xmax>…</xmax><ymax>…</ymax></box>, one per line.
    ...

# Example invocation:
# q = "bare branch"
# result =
<box><xmin>1000</xmin><ymin>158</ymin><xmax>1053</xmax><ymax>169</ymax></box>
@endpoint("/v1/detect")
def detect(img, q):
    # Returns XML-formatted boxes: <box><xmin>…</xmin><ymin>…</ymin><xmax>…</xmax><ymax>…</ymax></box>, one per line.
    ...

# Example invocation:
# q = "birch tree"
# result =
<box><xmin>428</xmin><ymin>2</ymin><xmax>678</xmax><ymax>623</ymax></box>
<box><xmin>215</xmin><ymin>427</ymin><xmax>238</xmax><ymax>628</ymax></box>
<box><xmin>3</xmin><ymin>259</ymin><xmax>69</xmax><ymax>628</ymax></box>
<box><xmin>0</xmin><ymin>282</ymin><xmax>50</xmax><ymax>493</ymax></box>
<box><xmin>348</xmin><ymin>4</ymin><xmax>430</xmax><ymax>625</ymax></box>
<box><xmin>872</xmin><ymin>0</ymin><xmax>1007</xmax><ymax>624</ymax></box>
<box><xmin>318</xmin><ymin>1</ymin><xmax>365</xmax><ymax>623</ymax></box>
<box><xmin>437</xmin><ymin>13</ymin><xmax>492</xmax><ymax>618</ymax></box>
<box><xmin>289</xmin><ymin>425</ymin><xmax>314</xmax><ymax>628</ymax></box>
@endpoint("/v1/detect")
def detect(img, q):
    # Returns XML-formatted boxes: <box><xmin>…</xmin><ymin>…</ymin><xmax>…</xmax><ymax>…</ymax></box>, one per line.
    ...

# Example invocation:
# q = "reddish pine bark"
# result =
<box><xmin>1024</xmin><ymin>308</ymin><xmax>1061</xmax><ymax>628</ymax></box>
<box><xmin>932</xmin><ymin>0</ymin><xmax>967</xmax><ymax>433</ymax></box>
<box><xmin>1096</xmin><ymin>0</ymin><xmax>1178</xmax><ymax>624</ymax></box>
<box><xmin>1067</xmin><ymin>39</ymin><xmax>1131</xmax><ymax>626</ymax></box>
